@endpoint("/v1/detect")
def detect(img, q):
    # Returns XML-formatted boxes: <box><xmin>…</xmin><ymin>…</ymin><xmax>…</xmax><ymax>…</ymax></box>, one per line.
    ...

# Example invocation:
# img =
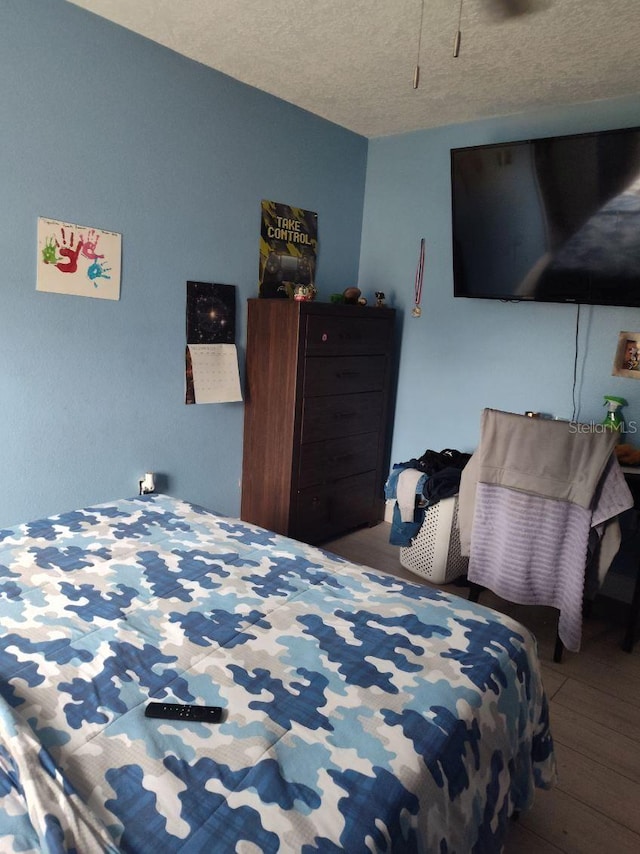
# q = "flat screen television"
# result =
<box><xmin>451</xmin><ymin>126</ymin><xmax>640</xmax><ymax>306</ymax></box>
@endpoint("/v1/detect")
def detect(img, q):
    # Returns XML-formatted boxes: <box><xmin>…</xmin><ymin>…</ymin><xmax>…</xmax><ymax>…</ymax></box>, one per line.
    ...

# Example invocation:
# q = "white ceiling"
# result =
<box><xmin>66</xmin><ymin>0</ymin><xmax>640</xmax><ymax>138</ymax></box>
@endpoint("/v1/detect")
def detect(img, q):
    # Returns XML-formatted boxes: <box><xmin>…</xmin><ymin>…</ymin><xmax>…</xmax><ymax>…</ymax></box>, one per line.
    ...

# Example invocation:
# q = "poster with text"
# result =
<box><xmin>259</xmin><ymin>200</ymin><xmax>317</xmax><ymax>298</ymax></box>
<box><xmin>37</xmin><ymin>217</ymin><xmax>121</xmax><ymax>300</ymax></box>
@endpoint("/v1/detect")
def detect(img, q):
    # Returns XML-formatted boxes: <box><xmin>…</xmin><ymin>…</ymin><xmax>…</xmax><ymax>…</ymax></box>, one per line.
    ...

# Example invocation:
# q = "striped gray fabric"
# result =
<box><xmin>468</xmin><ymin>483</ymin><xmax>591</xmax><ymax>651</ymax></box>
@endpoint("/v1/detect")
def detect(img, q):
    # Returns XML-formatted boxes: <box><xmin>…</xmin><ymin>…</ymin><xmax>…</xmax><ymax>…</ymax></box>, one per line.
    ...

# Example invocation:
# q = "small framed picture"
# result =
<box><xmin>613</xmin><ymin>331</ymin><xmax>640</xmax><ymax>378</ymax></box>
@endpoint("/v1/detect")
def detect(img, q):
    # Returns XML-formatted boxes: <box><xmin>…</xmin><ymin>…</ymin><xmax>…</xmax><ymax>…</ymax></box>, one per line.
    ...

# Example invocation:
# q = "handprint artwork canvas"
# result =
<box><xmin>36</xmin><ymin>217</ymin><xmax>122</xmax><ymax>300</ymax></box>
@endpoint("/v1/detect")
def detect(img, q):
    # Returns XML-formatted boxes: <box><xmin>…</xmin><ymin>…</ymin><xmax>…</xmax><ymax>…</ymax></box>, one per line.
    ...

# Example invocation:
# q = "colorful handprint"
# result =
<box><xmin>87</xmin><ymin>259</ymin><xmax>112</xmax><ymax>285</ymax></box>
<box><xmin>81</xmin><ymin>228</ymin><xmax>104</xmax><ymax>260</ymax></box>
<box><xmin>55</xmin><ymin>228</ymin><xmax>84</xmax><ymax>274</ymax></box>
<box><xmin>41</xmin><ymin>235</ymin><xmax>60</xmax><ymax>265</ymax></box>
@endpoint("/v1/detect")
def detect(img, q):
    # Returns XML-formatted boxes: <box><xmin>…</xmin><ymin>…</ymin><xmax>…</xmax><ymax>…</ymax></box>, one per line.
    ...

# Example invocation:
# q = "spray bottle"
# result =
<box><xmin>602</xmin><ymin>395</ymin><xmax>627</xmax><ymax>434</ymax></box>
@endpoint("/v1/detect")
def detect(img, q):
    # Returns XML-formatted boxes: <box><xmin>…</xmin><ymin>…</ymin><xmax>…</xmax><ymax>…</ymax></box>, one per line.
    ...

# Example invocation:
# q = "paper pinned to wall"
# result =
<box><xmin>187</xmin><ymin>343</ymin><xmax>242</xmax><ymax>403</ymax></box>
<box><xmin>185</xmin><ymin>281</ymin><xmax>242</xmax><ymax>404</ymax></box>
<box><xmin>37</xmin><ymin>217</ymin><xmax>122</xmax><ymax>300</ymax></box>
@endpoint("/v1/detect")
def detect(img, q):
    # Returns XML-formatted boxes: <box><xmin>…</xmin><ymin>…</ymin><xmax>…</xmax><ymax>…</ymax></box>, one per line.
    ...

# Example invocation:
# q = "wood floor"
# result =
<box><xmin>323</xmin><ymin>522</ymin><xmax>640</xmax><ymax>854</ymax></box>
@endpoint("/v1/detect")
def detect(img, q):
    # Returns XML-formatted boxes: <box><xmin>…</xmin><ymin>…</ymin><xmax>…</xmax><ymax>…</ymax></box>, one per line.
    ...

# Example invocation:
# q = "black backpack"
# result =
<box><xmin>414</xmin><ymin>448</ymin><xmax>471</xmax><ymax>476</ymax></box>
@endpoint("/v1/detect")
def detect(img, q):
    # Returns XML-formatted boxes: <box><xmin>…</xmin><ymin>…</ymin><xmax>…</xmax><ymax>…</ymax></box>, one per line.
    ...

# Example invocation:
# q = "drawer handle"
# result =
<box><xmin>336</xmin><ymin>371</ymin><xmax>359</xmax><ymax>379</ymax></box>
<box><xmin>334</xmin><ymin>412</ymin><xmax>356</xmax><ymax>420</ymax></box>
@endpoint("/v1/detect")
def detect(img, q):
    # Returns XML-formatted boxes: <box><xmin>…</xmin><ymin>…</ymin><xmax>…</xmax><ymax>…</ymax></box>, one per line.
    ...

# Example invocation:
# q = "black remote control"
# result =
<box><xmin>145</xmin><ymin>702</ymin><xmax>223</xmax><ymax>723</ymax></box>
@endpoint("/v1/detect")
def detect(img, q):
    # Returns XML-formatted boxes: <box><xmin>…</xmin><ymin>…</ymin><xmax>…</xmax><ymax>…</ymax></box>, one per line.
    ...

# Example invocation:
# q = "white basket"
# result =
<box><xmin>399</xmin><ymin>495</ymin><xmax>468</xmax><ymax>584</ymax></box>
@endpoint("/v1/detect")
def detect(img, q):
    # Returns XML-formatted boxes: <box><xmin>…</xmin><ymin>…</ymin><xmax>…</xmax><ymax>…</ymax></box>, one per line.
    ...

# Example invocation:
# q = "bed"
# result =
<box><xmin>0</xmin><ymin>494</ymin><xmax>555</xmax><ymax>853</ymax></box>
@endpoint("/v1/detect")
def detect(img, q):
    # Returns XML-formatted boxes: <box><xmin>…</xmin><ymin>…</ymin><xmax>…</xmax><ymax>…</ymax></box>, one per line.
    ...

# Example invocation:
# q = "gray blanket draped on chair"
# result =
<box><xmin>458</xmin><ymin>409</ymin><xmax>633</xmax><ymax>652</ymax></box>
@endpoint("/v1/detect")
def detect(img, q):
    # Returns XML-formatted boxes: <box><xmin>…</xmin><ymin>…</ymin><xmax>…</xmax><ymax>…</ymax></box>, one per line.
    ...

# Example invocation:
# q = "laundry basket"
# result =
<box><xmin>399</xmin><ymin>495</ymin><xmax>468</xmax><ymax>583</ymax></box>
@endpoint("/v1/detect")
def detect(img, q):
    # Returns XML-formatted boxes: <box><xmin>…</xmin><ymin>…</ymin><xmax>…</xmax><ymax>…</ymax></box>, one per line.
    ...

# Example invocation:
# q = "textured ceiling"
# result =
<box><xmin>66</xmin><ymin>0</ymin><xmax>640</xmax><ymax>138</ymax></box>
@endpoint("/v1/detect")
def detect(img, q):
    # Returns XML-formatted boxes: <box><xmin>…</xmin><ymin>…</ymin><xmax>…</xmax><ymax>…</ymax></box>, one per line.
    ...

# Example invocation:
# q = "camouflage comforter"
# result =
<box><xmin>0</xmin><ymin>494</ymin><xmax>555</xmax><ymax>852</ymax></box>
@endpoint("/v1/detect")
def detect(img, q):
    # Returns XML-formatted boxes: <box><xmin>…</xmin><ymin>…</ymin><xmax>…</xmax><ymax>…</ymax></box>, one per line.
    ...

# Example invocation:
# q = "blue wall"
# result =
<box><xmin>3</xmin><ymin>2</ymin><xmax>639</xmax><ymax>528</ymax></box>
<box><xmin>0</xmin><ymin>0</ymin><xmax>367</xmax><ymax>526</ymax></box>
<box><xmin>359</xmin><ymin>97</ymin><xmax>640</xmax><ymax>465</ymax></box>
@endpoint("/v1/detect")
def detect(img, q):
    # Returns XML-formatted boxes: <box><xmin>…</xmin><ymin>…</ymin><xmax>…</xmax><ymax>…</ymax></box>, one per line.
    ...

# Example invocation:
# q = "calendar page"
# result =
<box><xmin>187</xmin><ymin>343</ymin><xmax>242</xmax><ymax>403</ymax></box>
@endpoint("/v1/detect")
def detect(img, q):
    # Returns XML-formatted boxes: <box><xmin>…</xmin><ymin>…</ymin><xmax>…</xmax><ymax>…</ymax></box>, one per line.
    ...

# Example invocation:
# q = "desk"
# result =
<box><xmin>619</xmin><ymin>467</ymin><xmax>640</xmax><ymax>651</ymax></box>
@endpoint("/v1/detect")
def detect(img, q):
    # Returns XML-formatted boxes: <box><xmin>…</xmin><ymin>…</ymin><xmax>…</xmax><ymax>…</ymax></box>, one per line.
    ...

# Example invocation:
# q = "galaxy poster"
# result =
<box><xmin>259</xmin><ymin>200</ymin><xmax>318</xmax><ymax>298</ymax></box>
<box><xmin>185</xmin><ymin>281</ymin><xmax>242</xmax><ymax>405</ymax></box>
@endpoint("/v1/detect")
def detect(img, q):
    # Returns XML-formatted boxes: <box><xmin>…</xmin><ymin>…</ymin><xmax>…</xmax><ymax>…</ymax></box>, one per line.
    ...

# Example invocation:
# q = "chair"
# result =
<box><xmin>615</xmin><ymin>481</ymin><xmax>640</xmax><ymax>653</ymax></box>
<box><xmin>458</xmin><ymin>409</ymin><xmax>634</xmax><ymax>661</ymax></box>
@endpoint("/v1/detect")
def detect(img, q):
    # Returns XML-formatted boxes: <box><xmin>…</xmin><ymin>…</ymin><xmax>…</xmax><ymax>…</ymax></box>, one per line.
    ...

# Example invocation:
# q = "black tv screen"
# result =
<box><xmin>451</xmin><ymin>126</ymin><xmax>640</xmax><ymax>307</ymax></box>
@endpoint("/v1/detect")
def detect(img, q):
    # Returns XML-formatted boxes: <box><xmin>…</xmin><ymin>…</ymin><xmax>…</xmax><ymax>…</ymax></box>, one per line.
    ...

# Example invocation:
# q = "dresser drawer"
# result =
<box><xmin>305</xmin><ymin>315</ymin><xmax>394</xmax><ymax>355</ymax></box>
<box><xmin>304</xmin><ymin>355</ymin><xmax>386</xmax><ymax>397</ymax></box>
<box><xmin>292</xmin><ymin>471</ymin><xmax>378</xmax><ymax>543</ymax></box>
<box><xmin>298</xmin><ymin>433</ymin><xmax>379</xmax><ymax>488</ymax></box>
<box><xmin>301</xmin><ymin>392</ymin><xmax>384</xmax><ymax>443</ymax></box>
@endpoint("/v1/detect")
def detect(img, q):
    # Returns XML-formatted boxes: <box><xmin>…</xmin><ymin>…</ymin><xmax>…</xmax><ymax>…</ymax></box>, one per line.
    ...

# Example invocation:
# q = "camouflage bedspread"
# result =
<box><xmin>0</xmin><ymin>494</ymin><xmax>555</xmax><ymax>853</ymax></box>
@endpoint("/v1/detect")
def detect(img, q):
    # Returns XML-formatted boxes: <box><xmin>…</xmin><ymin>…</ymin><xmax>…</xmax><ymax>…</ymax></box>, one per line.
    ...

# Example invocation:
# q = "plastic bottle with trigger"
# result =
<box><xmin>602</xmin><ymin>395</ymin><xmax>627</xmax><ymax>434</ymax></box>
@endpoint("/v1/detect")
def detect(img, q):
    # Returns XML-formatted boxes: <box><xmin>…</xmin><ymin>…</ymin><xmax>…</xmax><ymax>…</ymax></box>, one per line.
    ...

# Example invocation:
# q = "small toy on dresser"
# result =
<box><xmin>342</xmin><ymin>287</ymin><xmax>361</xmax><ymax>304</ymax></box>
<box><xmin>293</xmin><ymin>283</ymin><xmax>317</xmax><ymax>301</ymax></box>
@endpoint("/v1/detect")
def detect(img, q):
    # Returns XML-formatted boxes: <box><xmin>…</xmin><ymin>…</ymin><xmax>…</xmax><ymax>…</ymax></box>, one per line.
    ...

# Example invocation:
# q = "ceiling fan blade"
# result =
<box><xmin>485</xmin><ymin>0</ymin><xmax>549</xmax><ymax>20</ymax></box>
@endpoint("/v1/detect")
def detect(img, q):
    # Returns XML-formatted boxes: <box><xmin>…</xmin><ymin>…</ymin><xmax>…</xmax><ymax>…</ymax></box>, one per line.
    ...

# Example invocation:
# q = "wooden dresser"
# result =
<box><xmin>241</xmin><ymin>298</ymin><xmax>396</xmax><ymax>544</ymax></box>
